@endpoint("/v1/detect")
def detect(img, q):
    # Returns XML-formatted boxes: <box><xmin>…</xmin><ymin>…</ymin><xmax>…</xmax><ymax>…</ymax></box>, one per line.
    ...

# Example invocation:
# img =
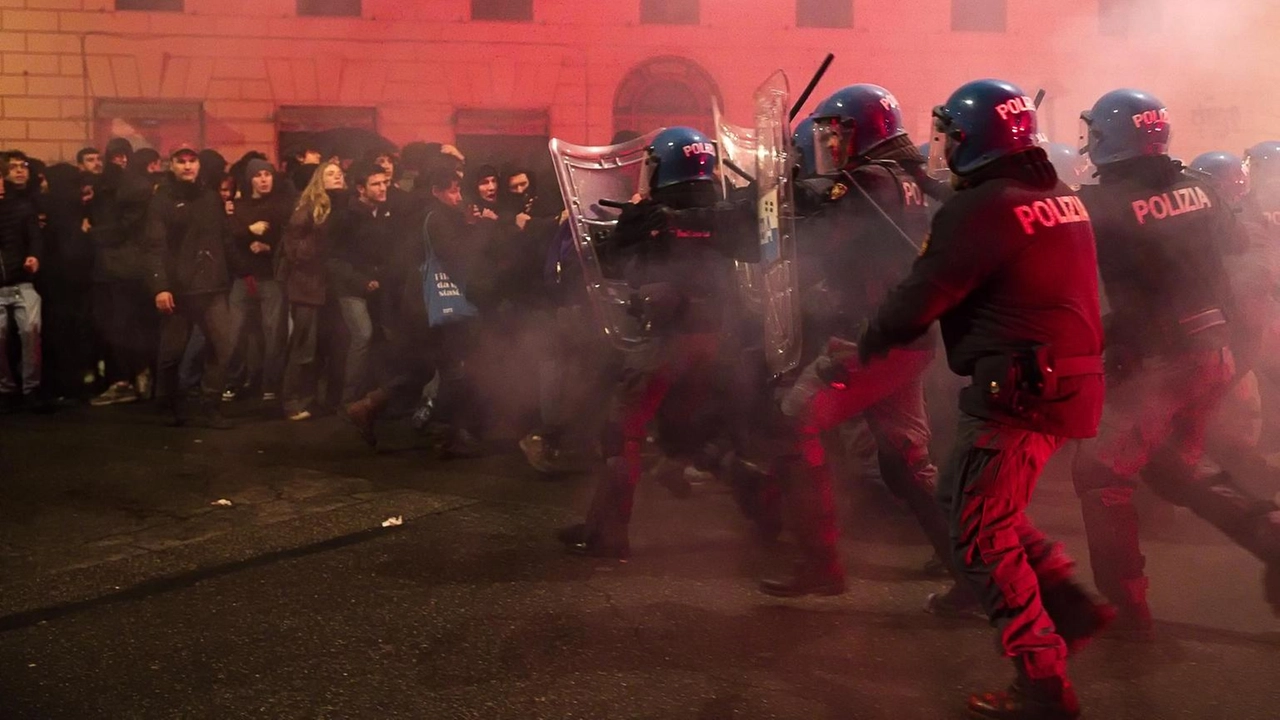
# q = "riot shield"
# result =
<box><xmin>548</xmin><ymin>130</ymin><xmax>661</xmax><ymax>350</ymax></box>
<box><xmin>754</xmin><ymin>70</ymin><xmax>803</xmax><ymax>376</ymax></box>
<box><xmin>714</xmin><ymin>100</ymin><xmax>765</xmax><ymax>318</ymax></box>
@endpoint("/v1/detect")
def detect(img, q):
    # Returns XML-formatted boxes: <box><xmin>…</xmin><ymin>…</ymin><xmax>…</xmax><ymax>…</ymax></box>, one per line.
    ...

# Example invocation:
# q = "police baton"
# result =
<box><xmin>842</xmin><ymin>172</ymin><xmax>922</xmax><ymax>254</ymax></box>
<box><xmin>789</xmin><ymin>53</ymin><xmax>835</xmax><ymax>122</ymax></box>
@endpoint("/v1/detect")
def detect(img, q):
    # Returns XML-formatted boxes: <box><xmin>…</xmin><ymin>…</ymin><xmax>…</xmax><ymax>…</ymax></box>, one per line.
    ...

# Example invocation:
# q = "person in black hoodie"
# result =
<box><xmin>859</xmin><ymin>80</ymin><xmax>1109</xmax><ymax>720</ymax></box>
<box><xmin>36</xmin><ymin>164</ymin><xmax>96</xmax><ymax>403</ymax></box>
<box><xmin>143</xmin><ymin>145</ymin><xmax>234</xmax><ymax>428</ymax></box>
<box><xmin>87</xmin><ymin>146</ymin><xmax>157</xmax><ymax>406</ymax></box>
<box><xmin>226</xmin><ymin>158</ymin><xmax>294</xmax><ymax>408</ymax></box>
<box><xmin>0</xmin><ymin>166</ymin><xmax>43</xmax><ymax>410</ymax></box>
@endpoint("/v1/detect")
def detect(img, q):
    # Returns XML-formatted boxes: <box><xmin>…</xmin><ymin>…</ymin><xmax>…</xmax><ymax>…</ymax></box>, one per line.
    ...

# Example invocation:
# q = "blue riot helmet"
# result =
<box><xmin>792</xmin><ymin>115</ymin><xmax>818</xmax><ymax>177</ymax></box>
<box><xmin>1080</xmin><ymin>89</ymin><xmax>1170</xmax><ymax>167</ymax></box>
<box><xmin>1042</xmin><ymin>141</ymin><xmax>1094</xmax><ymax>188</ymax></box>
<box><xmin>930</xmin><ymin>79</ymin><xmax>1040</xmax><ymax>176</ymax></box>
<box><xmin>642</xmin><ymin>126</ymin><xmax>717</xmax><ymax>196</ymax></box>
<box><xmin>810</xmin><ymin>84</ymin><xmax>908</xmax><ymax>175</ymax></box>
<box><xmin>1244</xmin><ymin>141</ymin><xmax>1280</xmax><ymax>186</ymax></box>
<box><xmin>1190</xmin><ymin>151</ymin><xmax>1250</xmax><ymax>205</ymax></box>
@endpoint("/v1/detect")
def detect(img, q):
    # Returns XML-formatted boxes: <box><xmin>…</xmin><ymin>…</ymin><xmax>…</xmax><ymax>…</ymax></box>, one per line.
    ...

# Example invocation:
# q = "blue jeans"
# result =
<box><xmin>226</xmin><ymin>277</ymin><xmax>288</xmax><ymax>395</ymax></box>
<box><xmin>0</xmin><ymin>282</ymin><xmax>41</xmax><ymax>395</ymax></box>
<box><xmin>338</xmin><ymin>295</ymin><xmax>374</xmax><ymax>403</ymax></box>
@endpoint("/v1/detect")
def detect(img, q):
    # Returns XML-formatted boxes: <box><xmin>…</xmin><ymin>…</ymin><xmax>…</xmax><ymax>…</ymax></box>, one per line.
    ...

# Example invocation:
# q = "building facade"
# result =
<box><xmin>0</xmin><ymin>0</ymin><xmax>1277</xmax><ymax>169</ymax></box>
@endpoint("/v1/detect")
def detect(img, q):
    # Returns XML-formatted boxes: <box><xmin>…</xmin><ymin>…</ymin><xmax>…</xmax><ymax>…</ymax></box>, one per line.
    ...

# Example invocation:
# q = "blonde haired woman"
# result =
<box><xmin>278</xmin><ymin>160</ymin><xmax>345</xmax><ymax>420</ymax></box>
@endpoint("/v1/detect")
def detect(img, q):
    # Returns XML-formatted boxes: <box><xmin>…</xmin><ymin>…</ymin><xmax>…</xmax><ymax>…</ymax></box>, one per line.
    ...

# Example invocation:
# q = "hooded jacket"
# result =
<box><xmin>143</xmin><ymin>175</ymin><xmax>231</xmax><ymax>296</ymax></box>
<box><xmin>229</xmin><ymin>180</ymin><xmax>294</xmax><ymax>280</ymax></box>
<box><xmin>0</xmin><ymin>190</ymin><xmax>41</xmax><ymax>288</ymax></box>
<box><xmin>87</xmin><ymin>163</ymin><xmax>155</xmax><ymax>282</ymax></box>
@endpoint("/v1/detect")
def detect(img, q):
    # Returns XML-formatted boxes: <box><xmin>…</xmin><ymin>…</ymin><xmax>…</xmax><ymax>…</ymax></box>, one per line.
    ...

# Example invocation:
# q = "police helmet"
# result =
<box><xmin>932</xmin><ymin>79</ymin><xmax>1040</xmax><ymax>176</ymax></box>
<box><xmin>1190</xmin><ymin>151</ymin><xmax>1249</xmax><ymax>205</ymax></box>
<box><xmin>1042</xmin><ymin>141</ymin><xmax>1094</xmax><ymax>188</ymax></box>
<box><xmin>792</xmin><ymin>115</ymin><xmax>818</xmax><ymax>177</ymax></box>
<box><xmin>1244</xmin><ymin>141</ymin><xmax>1280</xmax><ymax>185</ymax></box>
<box><xmin>645</xmin><ymin>126</ymin><xmax>717</xmax><ymax>193</ymax></box>
<box><xmin>1080</xmin><ymin>89</ymin><xmax>1171</xmax><ymax>166</ymax></box>
<box><xmin>810</xmin><ymin>84</ymin><xmax>908</xmax><ymax>174</ymax></box>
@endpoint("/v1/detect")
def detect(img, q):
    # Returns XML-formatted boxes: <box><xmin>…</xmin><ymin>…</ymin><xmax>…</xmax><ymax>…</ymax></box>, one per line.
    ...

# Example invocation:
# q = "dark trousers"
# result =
<box><xmin>777</xmin><ymin>346</ymin><xmax>953</xmax><ymax>576</ymax></box>
<box><xmin>155</xmin><ymin>292</ymin><xmax>232</xmax><ymax>410</ymax></box>
<box><xmin>428</xmin><ymin>321</ymin><xmax>478</xmax><ymax>433</ymax></box>
<box><xmin>227</xmin><ymin>277</ymin><xmax>288</xmax><ymax>395</ymax></box>
<box><xmin>92</xmin><ymin>280</ymin><xmax>153</xmax><ymax>386</ymax></box>
<box><xmin>282</xmin><ymin>303</ymin><xmax>322</xmax><ymax>416</ymax></box>
<box><xmin>1073</xmin><ymin>347</ymin><xmax>1280</xmax><ymax>607</ymax></box>
<box><xmin>941</xmin><ymin>412</ymin><xmax>1074</xmax><ymax>682</ymax></box>
<box><xmin>584</xmin><ymin>333</ymin><xmax>722</xmax><ymax>543</ymax></box>
<box><xmin>41</xmin><ymin>280</ymin><xmax>94</xmax><ymax>399</ymax></box>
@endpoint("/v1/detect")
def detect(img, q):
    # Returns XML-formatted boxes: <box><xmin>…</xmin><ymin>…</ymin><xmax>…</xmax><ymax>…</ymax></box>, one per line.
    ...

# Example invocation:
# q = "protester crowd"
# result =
<box><xmin>0</xmin><ymin>137</ymin><xmax>574</xmax><ymax>457</ymax></box>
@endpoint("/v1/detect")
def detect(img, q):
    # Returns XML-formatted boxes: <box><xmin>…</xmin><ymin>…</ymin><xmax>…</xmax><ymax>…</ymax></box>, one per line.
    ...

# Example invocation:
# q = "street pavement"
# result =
<box><xmin>0</xmin><ymin>403</ymin><xmax>1278</xmax><ymax>719</ymax></box>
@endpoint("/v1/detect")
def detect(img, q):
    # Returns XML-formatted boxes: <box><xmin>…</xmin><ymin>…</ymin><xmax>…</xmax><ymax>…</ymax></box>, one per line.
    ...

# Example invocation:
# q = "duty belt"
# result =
<box><xmin>1179</xmin><ymin>307</ymin><xmax>1227</xmax><ymax>336</ymax></box>
<box><xmin>1049</xmin><ymin>355</ymin><xmax>1105</xmax><ymax>377</ymax></box>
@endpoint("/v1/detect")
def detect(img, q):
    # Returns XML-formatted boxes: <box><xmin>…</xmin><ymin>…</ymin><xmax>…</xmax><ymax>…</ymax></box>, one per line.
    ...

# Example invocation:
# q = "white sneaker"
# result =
<box><xmin>221</xmin><ymin>388</ymin><xmax>237</xmax><ymax>402</ymax></box>
<box><xmin>288</xmin><ymin>410</ymin><xmax>312</xmax><ymax>421</ymax></box>
<box><xmin>262</xmin><ymin>392</ymin><xmax>278</xmax><ymax>402</ymax></box>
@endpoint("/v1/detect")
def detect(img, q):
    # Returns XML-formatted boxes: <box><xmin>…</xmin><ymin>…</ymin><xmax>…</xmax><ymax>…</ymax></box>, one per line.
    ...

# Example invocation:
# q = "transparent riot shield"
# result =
<box><xmin>714</xmin><ymin>100</ymin><xmax>765</xmax><ymax>318</ymax></box>
<box><xmin>548</xmin><ymin>130</ymin><xmax>661</xmax><ymax>350</ymax></box>
<box><xmin>754</xmin><ymin>70</ymin><xmax>803</xmax><ymax>376</ymax></box>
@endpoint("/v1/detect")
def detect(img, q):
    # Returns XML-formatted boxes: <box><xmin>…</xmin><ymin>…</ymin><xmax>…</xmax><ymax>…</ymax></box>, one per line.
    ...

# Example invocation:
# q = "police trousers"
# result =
<box><xmin>776</xmin><ymin>346</ymin><xmax>949</xmax><ymax>571</ymax></box>
<box><xmin>583</xmin><ymin>332</ymin><xmax>723</xmax><ymax>543</ymax></box>
<box><xmin>1071</xmin><ymin>347</ymin><xmax>1238</xmax><ymax>606</ymax></box>
<box><xmin>942</xmin><ymin>412</ymin><xmax>1074</xmax><ymax>681</ymax></box>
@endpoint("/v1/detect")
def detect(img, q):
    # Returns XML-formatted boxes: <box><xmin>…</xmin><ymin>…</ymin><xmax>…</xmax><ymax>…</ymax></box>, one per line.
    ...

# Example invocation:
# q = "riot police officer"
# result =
<box><xmin>1244</xmin><ymin>140</ymin><xmax>1280</xmax><ymax>236</ymax></box>
<box><xmin>757</xmin><ymin>84</ymin><xmax>975</xmax><ymax>613</ymax></box>
<box><xmin>1189</xmin><ymin>151</ymin><xmax>1280</xmax><ymax>502</ymax></box>
<box><xmin>1042</xmin><ymin>142</ymin><xmax>1096</xmax><ymax>191</ymax></box>
<box><xmin>557</xmin><ymin>126</ymin><xmax>754</xmax><ymax>558</ymax></box>
<box><xmin>1072</xmin><ymin>90</ymin><xmax>1280</xmax><ymax>639</ymax></box>
<box><xmin>861</xmin><ymin>79</ymin><xmax>1112</xmax><ymax>720</ymax></box>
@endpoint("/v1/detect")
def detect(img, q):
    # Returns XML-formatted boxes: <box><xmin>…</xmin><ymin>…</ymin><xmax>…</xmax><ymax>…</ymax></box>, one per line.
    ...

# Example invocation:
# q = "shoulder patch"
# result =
<box><xmin>829</xmin><ymin>182</ymin><xmax>848</xmax><ymax>201</ymax></box>
<box><xmin>919</xmin><ymin>233</ymin><xmax>930</xmax><ymax>256</ymax></box>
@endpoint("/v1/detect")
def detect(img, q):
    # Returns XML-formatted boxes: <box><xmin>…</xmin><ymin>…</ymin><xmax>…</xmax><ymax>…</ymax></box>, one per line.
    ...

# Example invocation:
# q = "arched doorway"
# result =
<box><xmin>613</xmin><ymin>56</ymin><xmax>720</xmax><ymax>137</ymax></box>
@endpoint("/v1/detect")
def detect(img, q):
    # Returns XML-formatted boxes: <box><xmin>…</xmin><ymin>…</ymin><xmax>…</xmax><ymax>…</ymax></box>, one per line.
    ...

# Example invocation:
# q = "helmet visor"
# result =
<box><xmin>926</xmin><ymin>108</ymin><xmax>953</xmax><ymax>180</ymax></box>
<box><xmin>1077</xmin><ymin>113</ymin><xmax>1094</xmax><ymax>160</ymax></box>
<box><xmin>811</xmin><ymin>116</ymin><xmax>852</xmax><ymax>176</ymax></box>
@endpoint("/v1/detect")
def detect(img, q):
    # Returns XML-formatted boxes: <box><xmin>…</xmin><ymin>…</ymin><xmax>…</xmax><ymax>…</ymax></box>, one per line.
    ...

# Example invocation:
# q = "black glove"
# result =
<box><xmin>857</xmin><ymin>322</ymin><xmax>890</xmax><ymax>365</ymax></box>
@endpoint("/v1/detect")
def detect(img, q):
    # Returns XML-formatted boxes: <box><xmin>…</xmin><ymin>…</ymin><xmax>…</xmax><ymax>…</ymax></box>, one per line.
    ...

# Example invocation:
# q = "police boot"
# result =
<box><xmin>967</xmin><ymin>672</ymin><xmax>1080</xmax><ymax>720</ymax></box>
<box><xmin>759</xmin><ymin>469</ymin><xmax>845</xmax><ymax>597</ymax></box>
<box><xmin>924</xmin><ymin>584</ymin><xmax>986</xmax><ymax>620</ymax></box>
<box><xmin>726</xmin><ymin>454</ymin><xmax>783</xmax><ymax>543</ymax></box>
<box><xmin>559</xmin><ymin>457</ymin><xmax>633</xmax><ymax>560</ymax></box>
<box><xmin>1108</xmin><ymin>576</ymin><xmax>1155</xmax><ymax>642</ymax></box>
<box><xmin>1040</xmin><ymin>580</ymin><xmax>1115</xmax><ymax>656</ymax></box>
<box><xmin>1149</xmin><ymin>469</ymin><xmax>1280</xmax><ymax>613</ymax></box>
<box><xmin>343</xmin><ymin>389</ymin><xmax>389</xmax><ymax>448</ymax></box>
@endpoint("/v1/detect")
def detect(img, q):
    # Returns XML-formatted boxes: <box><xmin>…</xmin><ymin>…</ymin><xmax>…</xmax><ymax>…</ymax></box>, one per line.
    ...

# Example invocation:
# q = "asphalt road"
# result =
<box><xmin>0</xmin><ymin>405</ymin><xmax>1278</xmax><ymax>719</ymax></box>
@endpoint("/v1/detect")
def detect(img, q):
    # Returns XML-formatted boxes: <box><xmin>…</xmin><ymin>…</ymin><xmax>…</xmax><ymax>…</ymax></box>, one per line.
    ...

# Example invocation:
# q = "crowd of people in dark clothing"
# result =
<box><xmin>0</xmin><ymin>136</ymin><xmax>572</xmax><ymax>457</ymax></box>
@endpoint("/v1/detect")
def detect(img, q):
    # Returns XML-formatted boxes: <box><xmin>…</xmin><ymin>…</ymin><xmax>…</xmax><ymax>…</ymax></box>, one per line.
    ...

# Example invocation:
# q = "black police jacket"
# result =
<box><xmin>797</xmin><ymin>161</ymin><xmax>932</xmax><ymax>349</ymax></box>
<box><xmin>864</xmin><ymin>149</ymin><xmax>1105</xmax><ymax>438</ymax></box>
<box><xmin>604</xmin><ymin>197</ymin><xmax>752</xmax><ymax>335</ymax></box>
<box><xmin>1081</xmin><ymin>156</ymin><xmax>1243</xmax><ymax>356</ymax></box>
